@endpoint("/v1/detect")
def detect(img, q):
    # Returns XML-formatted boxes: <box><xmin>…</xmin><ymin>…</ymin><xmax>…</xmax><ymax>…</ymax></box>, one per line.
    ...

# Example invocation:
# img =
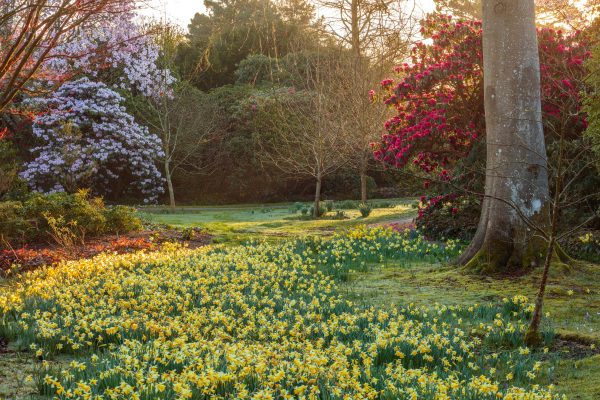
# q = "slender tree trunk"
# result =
<box><xmin>525</xmin><ymin>117</ymin><xmax>566</xmax><ymax>346</ymax></box>
<box><xmin>351</xmin><ymin>0</ymin><xmax>360</xmax><ymax>58</ymax></box>
<box><xmin>524</xmin><ymin>235</ymin><xmax>555</xmax><ymax>345</ymax></box>
<box><xmin>314</xmin><ymin>173</ymin><xmax>322</xmax><ymax>218</ymax></box>
<box><xmin>360</xmin><ymin>173</ymin><xmax>368</xmax><ymax>203</ymax></box>
<box><xmin>164</xmin><ymin>159</ymin><xmax>176</xmax><ymax>211</ymax></box>
<box><xmin>460</xmin><ymin>0</ymin><xmax>550</xmax><ymax>273</ymax></box>
<box><xmin>360</xmin><ymin>155</ymin><xmax>368</xmax><ymax>203</ymax></box>
<box><xmin>351</xmin><ymin>3</ymin><xmax>368</xmax><ymax>205</ymax></box>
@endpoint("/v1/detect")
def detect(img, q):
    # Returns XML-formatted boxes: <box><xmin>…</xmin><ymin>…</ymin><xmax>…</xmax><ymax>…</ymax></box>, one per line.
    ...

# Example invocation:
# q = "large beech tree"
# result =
<box><xmin>460</xmin><ymin>0</ymin><xmax>549</xmax><ymax>271</ymax></box>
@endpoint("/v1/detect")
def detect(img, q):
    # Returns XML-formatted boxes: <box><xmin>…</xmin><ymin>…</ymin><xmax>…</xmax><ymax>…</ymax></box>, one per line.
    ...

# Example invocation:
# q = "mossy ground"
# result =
<box><xmin>344</xmin><ymin>260</ymin><xmax>600</xmax><ymax>399</ymax></box>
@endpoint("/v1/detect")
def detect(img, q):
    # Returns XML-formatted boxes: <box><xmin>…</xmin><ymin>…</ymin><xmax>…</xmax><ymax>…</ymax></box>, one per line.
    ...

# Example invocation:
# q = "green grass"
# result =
<box><xmin>139</xmin><ymin>198</ymin><xmax>417</xmax><ymax>242</ymax></box>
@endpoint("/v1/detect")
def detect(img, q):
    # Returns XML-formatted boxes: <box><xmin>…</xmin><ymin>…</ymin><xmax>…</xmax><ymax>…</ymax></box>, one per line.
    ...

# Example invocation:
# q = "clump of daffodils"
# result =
<box><xmin>298</xmin><ymin>225</ymin><xmax>463</xmax><ymax>280</ymax></box>
<box><xmin>0</xmin><ymin>229</ymin><xmax>562</xmax><ymax>399</ymax></box>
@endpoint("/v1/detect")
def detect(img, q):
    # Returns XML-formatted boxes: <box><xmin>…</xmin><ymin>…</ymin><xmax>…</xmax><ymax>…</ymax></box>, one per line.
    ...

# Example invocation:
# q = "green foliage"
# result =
<box><xmin>584</xmin><ymin>34</ymin><xmax>600</xmax><ymax>177</ymax></box>
<box><xmin>335</xmin><ymin>199</ymin><xmax>359</xmax><ymax>209</ymax></box>
<box><xmin>0</xmin><ymin>139</ymin><xmax>18</xmax><ymax>198</ymax></box>
<box><xmin>178</xmin><ymin>84</ymin><xmax>297</xmax><ymax>203</ymax></box>
<box><xmin>560</xmin><ymin>231</ymin><xmax>600</xmax><ymax>263</ymax></box>
<box><xmin>324</xmin><ymin>200</ymin><xmax>334</xmax><ymax>211</ymax></box>
<box><xmin>43</xmin><ymin>213</ymin><xmax>80</xmax><ymax>248</ymax></box>
<box><xmin>290</xmin><ymin>202</ymin><xmax>304</xmax><ymax>213</ymax></box>
<box><xmin>104</xmin><ymin>205</ymin><xmax>143</xmax><ymax>234</ymax></box>
<box><xmin>1</xmin><ymin>177</ymin><xmax>30</xmax><ymax>201</ymax></box>
<box><xmin>175</xmin><ymin>0</ymin><xmax>319</xmax><ymax>90</ymax></box>
<box><xmin>0</xmin><ymin>201</ymin><xmax>27</xmax><ymax>244</ymax></box>
<box><xmin>180</xmin><ymin>227</ymin><xmax>196</xmax><ymax>241</ymax></box>
<box><xmin>0</xmin><ymin>191</ymin><xmax>141</xmax><ymax>247</ymax></box>
<box><xmin>309</xmin><ymin>203</ymin><xmax>326</xmax><ymax>218</ymax></box>
<box><xmin>332</xmin><ymin>199</ymin><xmax>400</xmax><ymax>211</ymax></box>
<box><xmin>416</xmin><ymin>196</ymin><xmax>480</xmax><ymax>241</ymax></box>
<box><xmin>145</xmin><ymin>51</ymin><xmax>385</xmax><ymax>205</ymax></box>
<box><xmin>234</xmin><ymin>54</ymin><xmax>284</xmax><ymax>86</ymax></box>
<box><xmin>358</xmin><ymin>202</ymin><xmax>372</xmax><ymax>218</ymax></box>
<box><xmin>23</xmin><ymin>190</ymin><xmax>107</xmax><ymax>242</ymax></box>
<box><xmin>332</xmin><ymin>210</ymin><xmax>347</xmax><ymax>220</ymax></box>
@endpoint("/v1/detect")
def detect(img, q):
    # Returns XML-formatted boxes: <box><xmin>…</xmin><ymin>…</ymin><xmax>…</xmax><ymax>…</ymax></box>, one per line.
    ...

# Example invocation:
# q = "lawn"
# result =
<box><xmin>139</xmin><ymin>199</ymin><xmax>417</xmax><ymax>242</ymax></box>
<box><xmin>0</xmin><ymin>201</ymin><xmax>599</xmax><ymax>399</ymax></box>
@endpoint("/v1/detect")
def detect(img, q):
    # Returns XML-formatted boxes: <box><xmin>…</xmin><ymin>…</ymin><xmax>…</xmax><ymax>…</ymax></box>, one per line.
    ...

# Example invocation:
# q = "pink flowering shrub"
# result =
<box><xmin>375</xmin><ymin>14</ymin><xmax>592</xmax><ymax>239</ymax></box>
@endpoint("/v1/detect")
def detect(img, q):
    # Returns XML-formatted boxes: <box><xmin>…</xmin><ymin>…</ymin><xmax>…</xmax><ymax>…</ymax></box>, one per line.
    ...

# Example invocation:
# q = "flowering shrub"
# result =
<box><xmin>0</xmin><ymin>231</ymin><xmax>563</xmax><ymax>399</ymax></box>
<box><xmin>20</xmin><ymin>78</ymin><xmax>164</xmax><ymax>203</ymax></box>
<box><xmin>46</xmin><ymin>9</ymin><xmax>175</xmax><ymax>99</ymax></box>
<box><xmin>374</xmin><ymin>14</ymin><xmax>593</xmax><ymax>236</ymax></box>
<box><xmin>415</xmin><ymin>194</ymin><xmax>480</xmax><ymax>241</ymax></box>
<box><xmin>376</xmin><ymin>14</ymin><xmax>589</xmax><ymax>173</ymax></box>
<box><xmin>0</xmin><ymin>0</ymin><xmax>174</xmax><ymax>101</ymax></box>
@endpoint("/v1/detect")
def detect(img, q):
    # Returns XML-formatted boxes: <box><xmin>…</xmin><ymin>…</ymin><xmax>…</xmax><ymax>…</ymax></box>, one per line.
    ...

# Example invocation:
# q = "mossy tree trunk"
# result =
<box><xmin>459</xmin><ymin>0</ymin><xmax>550</xmax><ymax>273</ymax></box>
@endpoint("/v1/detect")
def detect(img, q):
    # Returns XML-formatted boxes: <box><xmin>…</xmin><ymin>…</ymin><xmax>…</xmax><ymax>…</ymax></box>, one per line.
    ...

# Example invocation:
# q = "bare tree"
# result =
<box><xmin>523</xmin><ymin>71</ymin><xmax>600</xmax><ymax>344</ymax></box>
<box><xmin>344</xmin><ymin>66</ymin><xmax>391</xmax><ymax>202</ymax></box>
<box><xmin>126</xmin><ymin>22</ymin><xmax>225</xmax><ymax>210</ymax></box>
<box><xmin>317</xmin><ymin>0</ymin><xmax>419</xmax><ymax>201</ymax></box>
<box><xmin>252</xmin><ymin>53</ymin><xmax>352</xmax><ymax>217</ymax></box>
<box><xmin>130</xmin><ymin>84</ymin><xmax>224</xmax><ymax>210</ymax></box>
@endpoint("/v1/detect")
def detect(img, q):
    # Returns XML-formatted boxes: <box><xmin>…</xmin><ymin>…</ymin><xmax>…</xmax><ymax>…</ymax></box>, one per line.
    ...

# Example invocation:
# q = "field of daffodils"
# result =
<box><xmin>0</xmin><ymin>227</ymin><xmax>563</xmax><ymax>399</ymax></box>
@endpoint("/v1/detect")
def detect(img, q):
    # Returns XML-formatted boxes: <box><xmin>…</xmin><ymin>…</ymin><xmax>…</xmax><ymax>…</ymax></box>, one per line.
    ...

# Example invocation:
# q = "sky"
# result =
<box><xmin>139</xmin><ymin>0</ymin><xmax>437</xmax><ymax>29</ymax></box>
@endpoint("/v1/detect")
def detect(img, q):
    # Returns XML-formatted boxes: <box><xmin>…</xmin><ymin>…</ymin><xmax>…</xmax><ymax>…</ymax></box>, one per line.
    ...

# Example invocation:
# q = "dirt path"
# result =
<box><xmin>368</xmin><ymin>216</ymin><xmax>414</xmax><ymax>229</ymax></box>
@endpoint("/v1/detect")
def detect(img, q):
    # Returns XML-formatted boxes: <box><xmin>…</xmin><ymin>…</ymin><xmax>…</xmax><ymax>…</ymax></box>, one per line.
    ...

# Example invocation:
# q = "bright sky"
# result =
<box><xmin>139</xmin><ymin>0</ymin><xmax>437</xmax><ymax>29</ymax></box>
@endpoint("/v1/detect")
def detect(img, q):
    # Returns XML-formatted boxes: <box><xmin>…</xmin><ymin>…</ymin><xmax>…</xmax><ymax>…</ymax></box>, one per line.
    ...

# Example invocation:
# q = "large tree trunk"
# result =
<box><xmin>460</xmin><ymin>0</ymin><xmax>550</xmax><ymax>273</ymax></box>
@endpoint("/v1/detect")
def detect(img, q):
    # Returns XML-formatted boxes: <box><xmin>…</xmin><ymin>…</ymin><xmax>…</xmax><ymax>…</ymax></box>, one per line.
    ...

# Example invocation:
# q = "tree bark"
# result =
<box><xmin>360</xmin><ymin>172</ymin><xmax>368</xmax><ymax>203</ymax></box>
<box><xmin>460</xmin><ymin>0</ymin><xmax>550</xmax><ymax>273</ymax></box>
<box><xmin>351</xmin><ymin>0</ymin><xmax>360</xmax><ymax>58</ymax></box>
<box><xmin>164</xmin><ymin>159</ymin><xmax>176</xmax><ymax>211</ymax></box>
<box><xmin>314</xmin><ymin>174</ymin><xmax>322</xmax><ymax>218</ymax></box>
<box><xmin>360</xmin><ymin>152</ymin><xmax>369</xmax><ymax>203</ymax></box>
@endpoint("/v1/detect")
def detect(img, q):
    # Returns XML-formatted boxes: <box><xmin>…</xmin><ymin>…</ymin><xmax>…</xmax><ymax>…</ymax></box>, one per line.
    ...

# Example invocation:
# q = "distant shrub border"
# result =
<box><xmin>0</xmin><ymin>190</ymin><xmax>142</xmax><ymax>247</ymax></box>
